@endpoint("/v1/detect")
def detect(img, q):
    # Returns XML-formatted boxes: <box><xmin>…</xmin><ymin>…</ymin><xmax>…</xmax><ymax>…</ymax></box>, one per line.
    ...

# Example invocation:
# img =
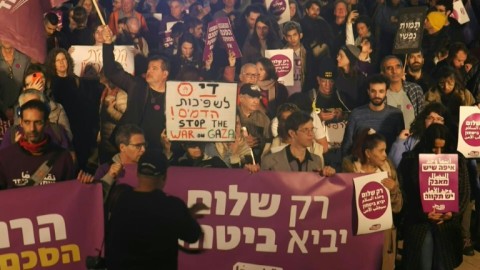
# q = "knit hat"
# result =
<box><xmin>427</xmin><ymin>11</ymin><xmax>447</xmax><ymax>32</ymax></box>
<box><xmin>341</xmin><ymin>45</ymin><xmax>360</xmax><ymax>63</ymax></box>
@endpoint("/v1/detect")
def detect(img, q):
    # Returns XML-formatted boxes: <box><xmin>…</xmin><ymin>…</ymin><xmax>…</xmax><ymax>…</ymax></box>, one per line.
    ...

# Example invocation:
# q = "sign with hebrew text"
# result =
<box><xmin>70</xmin><ymin>45</ymin><xmax>135</xmax><ymax>77</ymax></box>
<box><xmin>166</xmin><ymin>81</ymin><xmax>237</xmax><ymax>142</ymax></box>
<box><xmin>203</xmin><ymin>17</ymin><xmax>242</xmax><ymax>61</ymax></box>
<box><xmin>165</xmin><ymin>168</ymin><xmax>384</xmax><ymax>270</ymax></box>
<box><xmin>419</xmin><ymin>154</ymin><xmax>459</xmax><ymax>213</ymax></box>
<box><xmin>457</xmin><ymin>106</ymin><xmax>480</xmax><ymax>158</ymax></box>
<box><xmin>0</xmin><ymin>181</ymin><xmax>104</xmax><ymax>269</ymax></box>
<box><xmin>392</xmin><ymin>7</ymin><xmax>427</xmax><ymax>54</ymax></box>
<box><xmin>353</xmin><ymin>172</ymin><xmax>393</xmax><ymax>235</ymax></box>
<box><xmin>265</xmin><ymin>49</ymin><xmax>294</xmax><ymax>86</ymax></box>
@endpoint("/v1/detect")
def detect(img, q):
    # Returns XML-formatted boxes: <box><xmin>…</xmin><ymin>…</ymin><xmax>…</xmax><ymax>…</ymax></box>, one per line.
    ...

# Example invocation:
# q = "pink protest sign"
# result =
<box><xmin>419</xmin><ymin>154</ymin><xmax>459</xmax><ymax>213</ymax></box>
<box><xmin>202</xmin><ymin>20</ymin><xmax>219</xmax><ymax>61</ymax></box>
<box><xmin>164</xmin><ymin>168</ymin><xmax>384</xmax><ymax>270</ymax></box>
<box><xmin>202</xmin><ymin>18</ymin><xmax>242</xmax><ymax>61</ymax></box>
<box><xmin>458</xmin><ymin>106</ymin><xmax>480</xmax><ymax>157</ymax></box>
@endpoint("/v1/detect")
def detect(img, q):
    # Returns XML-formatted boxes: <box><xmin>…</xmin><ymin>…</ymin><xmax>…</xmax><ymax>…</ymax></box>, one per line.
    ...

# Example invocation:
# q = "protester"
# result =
<box><xmin>399</xmin><ymin>123</ymin><xmax>470</xmax><ymax>269</ymax></box>
<box><xmin>261</xmin><ymin>111</ymin><xmax>334</xmax><ymax>175</ymax></box>
<box><xmin>255</xmin><ymin>57</ymin><xmax>288</xmax><ymax>118</ymax></box>
<box><xmin>342</xmin><ymin>128</ymin><xmax>402</xmax><ymax>270</ymax></box>
<box><xmin>0</xmin><ymin>100</ymin><xmax>75</xmax><ymax>189</ymax></box>
<box><xmin>104</xmin><ymin>150</ymin><xmax>205</xmax><ymax>269</ymax></box>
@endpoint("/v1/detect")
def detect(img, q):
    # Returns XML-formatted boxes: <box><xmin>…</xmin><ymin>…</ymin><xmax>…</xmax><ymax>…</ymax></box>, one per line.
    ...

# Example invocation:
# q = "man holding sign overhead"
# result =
<box><xmin>102</xmin><ymin>26</ymin><xmax>169</xmax><ymax>151</ymax></box>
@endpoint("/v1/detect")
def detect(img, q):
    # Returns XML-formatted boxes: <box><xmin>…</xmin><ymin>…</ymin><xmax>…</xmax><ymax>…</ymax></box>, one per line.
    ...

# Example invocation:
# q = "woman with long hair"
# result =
<box><xmin>242</xmin><ymin>14</ymin><xmax>282</xmax><ymax>65</ymax></box>
<box><xmin>399</xmin><ymin>124</ymin><xmax>469</xmax><ymax>270</ymax></box>
<box><xmin>335</xmin><ymin>45</ymin><xmax>368</xmax><ymax>109</ymax></box>
<box><xmin>342</xmin><ymin>127</ymin><xmax>402</xmax><ymax>270</ymax></box>
<box><xmin>255</xmin><ymin>57</ymin><xmax>288</xmax><ymax>118</ymax></box>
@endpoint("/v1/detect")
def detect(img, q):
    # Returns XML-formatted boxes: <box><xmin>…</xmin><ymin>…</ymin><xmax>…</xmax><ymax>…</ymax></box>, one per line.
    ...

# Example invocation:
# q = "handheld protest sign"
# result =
<box><xmin>419</xmin><ymin>154</ymin><xmax>459</xmax><ymax>213</ymax></box>
<box><xmin>392</xmin><ymin>7</ymin><xmax>427</xmax><ymax>55</ymax></box>
<box><xmin>166</xmin><ymin>81</ymin><xmax>237</xmax><ymax>142</ymax></box>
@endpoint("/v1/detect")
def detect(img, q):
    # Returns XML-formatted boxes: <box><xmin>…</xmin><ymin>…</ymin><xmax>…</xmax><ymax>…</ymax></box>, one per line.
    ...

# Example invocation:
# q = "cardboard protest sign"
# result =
<box><xmin>265</xmin><ymin>49</ymin><xmax>294</xmax><ymax>86</ymax></box>
<box><xmin>392</xmin><ymin>7</ymin><xmax>427</xmax><ymax>54</ymax></box>
<box><xmin>202</xmin><ymin>18</ymin><xmax>242</xmax><ymax>61</ymax></box>
<box><xmin>165</xmin><ymin>168</ymin><xmax>384</xmax><ymax>270</ymax></box>
<box><xmin>452</xmin><ymin>0</ymin><xmax>470</xmax><ymax>24</ymax></box>
<box><xmin>326</xmin><ymin>121</ymin><xmax>347</xmax><ymax>149</ymax></box>
<box><xmin>70</xmin><ymin>45</ymin><xmax>134</xmax><ymax>77</ymax></box>
<box><xmin>354</xmin><ymin>172</ymin><xmax>393</xmax><ymax>235</ymax></box>
<box><xmin>419</xmin><ymin>154</ymin><xmax>459</xmax><ymax>213</ymax></box>
<box><xmin>458</xmin><ymin>106</ymin><xmax>480</xmax><ymax>158</ymax></box>
<box><xmin>166</xmin><ymin>81</ymin><xmax>237</xmax><ymax>141</ymax></box>
<box><xmin>265</xmin><ymin>0</ymin><xmax>291</xmax><ymax>24</ymax></box>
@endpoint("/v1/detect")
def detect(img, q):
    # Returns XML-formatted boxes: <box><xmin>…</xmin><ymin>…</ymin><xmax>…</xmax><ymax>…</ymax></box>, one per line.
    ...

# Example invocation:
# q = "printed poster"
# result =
<box><xmin>265</xmin><ymin>0</ymin><xmax>290</xmax><ymax>24</ymax></box>
<box><xmin>70</xmin><ymin>45</ymin><xmax>135</xmax><ymax>77</ymax></box>
<box><xmin>265</xmin><ymin>49</ymin><xmax>294</xmax><ymax>86</ymax></box>
<box><xmin>166</xmin><ymin>81</ymin><xmax>237</xmax><ymax>142</ymax></box>
<box><xmin>392</xmin><ymin>7</ymin><xmax>427</xmax><ymax>54</ymax></box>
<box><xmin>457</xmin><ymin>106</ymin><xmax>480</xmax><ymax>158</ymax></box>
<box><xmin>353</xmin><ymin>172</ymin><xmax>393</xmax><ymax>235</ymax></box>
<box><xmin>419</xmin><ymin>154</ymin><xmax>459</xmax><ymax>213</ymax></box>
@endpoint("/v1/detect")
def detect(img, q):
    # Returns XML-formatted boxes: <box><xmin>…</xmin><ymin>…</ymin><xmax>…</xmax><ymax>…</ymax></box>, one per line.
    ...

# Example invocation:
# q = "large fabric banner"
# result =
<box><xmin>0</xmin><ymin>0</ymin><xmax>54</xmax><ymax>63</ymax></box>
<box><xmin>165</xmin><ymin>168</ymin><xmax>384</xmax><ymax>270</ymax></box>
<box><xmin>0</xmin><ymin>181</ymin><xmax>104</xmax><ymax>270</ymax></box>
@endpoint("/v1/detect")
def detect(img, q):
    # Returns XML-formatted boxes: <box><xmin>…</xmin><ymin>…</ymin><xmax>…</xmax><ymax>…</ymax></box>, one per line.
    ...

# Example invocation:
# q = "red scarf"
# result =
<box><xmin>18</xmin><ymin>136</ymin><xmax>49</xmax><ymax>154</ymax></box>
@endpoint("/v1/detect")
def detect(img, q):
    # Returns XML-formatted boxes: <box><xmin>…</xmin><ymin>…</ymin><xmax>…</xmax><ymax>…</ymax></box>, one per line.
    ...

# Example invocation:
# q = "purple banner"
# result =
<box><xmin>165</xmin><ymin>168</ymin><xmax>384</xmax><ymax>270</ymax></box>
<box><xmin>419</xmin><ymin>154</ymin><xmax>459</xmax><ymax>213</ymax></box>
<box><xmin>203</xmin><ymin>20</ymin><xmax>219</xmax><ymax>61</ymax></box>
<box><xmin>0</xmin><ymin>181</ymin><xmax>104</xmax><ymax>269</ymax></box>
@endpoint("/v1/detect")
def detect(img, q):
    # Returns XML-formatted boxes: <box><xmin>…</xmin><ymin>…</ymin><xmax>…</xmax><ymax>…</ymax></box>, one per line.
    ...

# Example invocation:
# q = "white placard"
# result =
<box><xmin>452</xmin><ymin>0</ymin><xmax>470</xmax><ymax>24</ymax></box>
<box><xmin>70</xmin><ymin>45</ymin><xmax>135</xmax><ymax>77</ymax></box>
<box><xmin>265</xmin><ymin>0</ymin><xmax>291</xmax><ymax>24</ymax></box>
<box><xmin>457</xmin><ymin>106</ymin><xmax>480</xmax><ymax>158</ymax></box>
<box><xmin>354</xmin><ymin>172</ymin><xmax>393</xmax><ymax>235</ymax></box>
<box><xmin>166</xmin><ymin>81</ymin><xmax>237</xmax><ymax>142</ymax></box>
<box><xmin>265</xmin><ymin>49</ymin><xmax>294</xmax><ymax>86</ymax></box>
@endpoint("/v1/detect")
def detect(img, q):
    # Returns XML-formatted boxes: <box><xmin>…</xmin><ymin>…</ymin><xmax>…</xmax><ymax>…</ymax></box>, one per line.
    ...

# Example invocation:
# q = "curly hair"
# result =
<box><xmin>45</xmin><ymin>48</ymin><xmax>75</xmax><ymax>78</ymax></box>
<box><xmin>409</xmin><ymin>102</ymin><xmax>454</xmax><ymax>139</ymax></box>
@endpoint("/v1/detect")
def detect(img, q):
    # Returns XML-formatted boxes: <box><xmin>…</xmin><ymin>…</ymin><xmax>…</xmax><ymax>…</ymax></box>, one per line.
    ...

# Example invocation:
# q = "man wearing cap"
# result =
<box><xmin>105</xmin><ymin>150</ymin><xmax>205</xmax><ymax>269</ymax></box>
<box><xmin>312</xmin><ymin>58</ymin><xmax>349</xmax><ymax>123</ymax></box>
<box><xmin>422</xmin><ymin>10</ymin><xmax>450</xmax><ymax>74</ymax></box>
<box><xmin>238</xmin><ymin>83</ymin><xmax>271</xmax><ymax>164</ymax></box>
<box><xmin>0</xmin><ymin>100</ymin><xmax>75</xmax><ymax>189</ymax></box>
<box><xmin>381</xmin><ymin>55</ymin><xmax>424</xmax><ymax>129</ymax></box>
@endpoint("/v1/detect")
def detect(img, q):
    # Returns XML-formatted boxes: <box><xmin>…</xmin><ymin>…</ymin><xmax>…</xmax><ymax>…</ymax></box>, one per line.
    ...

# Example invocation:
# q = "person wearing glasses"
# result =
<box><xmin>94</xmin><ymin>124</ymin><xmax>147</xmax><ymax>188</ymax></box>
<box><xmin>341</xmin><ymin>74</ymin><xmax>404</xmax><ymax>157</ymax></box>
<box><xmin>261</xmin><ymin>111</ymin><xmax>335</xmax><ymax>175</ymax></box>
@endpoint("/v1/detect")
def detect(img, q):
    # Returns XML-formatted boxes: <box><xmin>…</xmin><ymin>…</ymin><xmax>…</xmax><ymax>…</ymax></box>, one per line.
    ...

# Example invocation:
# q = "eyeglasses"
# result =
<box><xmin>128</xmin><ymin>142</ymin><xmax>147</xmax><ymax>150</ymax></box>
<box><xmin>297</xmin><ymin>127</ymin><xmax>317</xmax><ymax>135</ymax></box>
<box><xmin>243</xmin><ymin>73</ymin><xmax>258</xmax><ymax>78</ymax></box>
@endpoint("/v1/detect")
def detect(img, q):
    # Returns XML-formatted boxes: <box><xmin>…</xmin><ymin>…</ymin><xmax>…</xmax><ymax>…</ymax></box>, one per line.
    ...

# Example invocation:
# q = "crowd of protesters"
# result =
<box><xmin>1</xmin><ymin>0</ymin><xmax>480</xmax><ymax>269</ymax></box>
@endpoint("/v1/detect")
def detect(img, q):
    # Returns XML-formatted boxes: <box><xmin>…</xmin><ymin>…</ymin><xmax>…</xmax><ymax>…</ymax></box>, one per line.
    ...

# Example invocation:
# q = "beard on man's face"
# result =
<box><xmin>370</xmin><ymin>97</ymin><xmax>385</xmax><ymax>106</ymax></box>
